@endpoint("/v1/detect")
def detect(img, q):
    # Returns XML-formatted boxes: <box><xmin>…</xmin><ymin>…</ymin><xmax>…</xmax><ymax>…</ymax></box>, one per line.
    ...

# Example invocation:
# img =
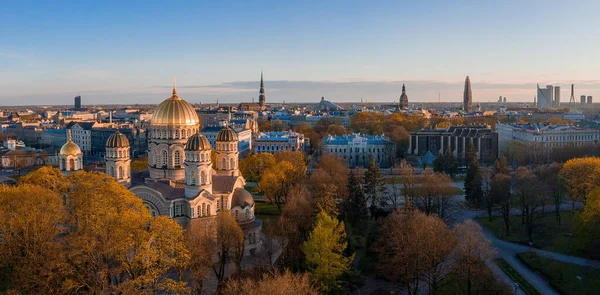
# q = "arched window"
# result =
<box><xmin>202</xmin><ymin>203</ymin><xmax>206</xmax><ymax>217</ymax></box>
<box><xmin>191</xmin><ymin>170</ymin><xmax>197</xmax><ymax>185</ymax></box>
<box><xmin>207</xmin><ymin>204</ymin><xmax>211</xmax><ymax>216</ymax></box>
<box><xmin>201</xmin><ymin>170</ymin><xmax>206</xmax><ymax>184</ymax></box>
<box><xmin>175</xmin><ymin>129</ymin><xmax>179</xmax><ymax>138</ymax></box>
<box><xmin>69</xmin><ymin>158</ymin><xmax>75</xmax><ymax>171</ymax></box>
<box><xmin>230</xmin><ymin>158</ymin><xmax>235</xmax><ymax>170</ymax></box>
<box><xmin>222</xmin><ymin>158</ymin><xmax>226</xmax><ymax>170</ymax></box>
<box><xmin>109</xmin><ymin>166</ymin><xmax>115</xmax><ymax>177</ymax></box>
<box><xmin>196</xmin><ymin>205</ymin><xmax>200</xmax><ymax>217</ymax></box>
<box><xmin>118</xmin><ymin>166</ymin><xmax>123</xmax><ymax>179</ymax></box>
<box><xmin>162</xmin><ymin>150</ymin><xmax>168</xmax><ymax>167</ymax></box>
<box><xmin>174</xmin><ymin>150</ymin><xmax>181</xmax><ymax>167</ymax></box>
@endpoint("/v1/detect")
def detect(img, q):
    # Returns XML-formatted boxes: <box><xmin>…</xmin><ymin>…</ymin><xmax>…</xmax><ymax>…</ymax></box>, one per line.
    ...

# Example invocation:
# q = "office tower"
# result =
<box><xmin>588</xmin><ymin>96</ymin><xmax>593</xmax><ymax>104</ymax></box>
<box><xmin>463</xmin><ymin>76</ymin><xmax>472</xmax><ymax>112</ymax></box>
<box><xmin>536</xmin><ymin>84</ymin><xmax>554</xmax><ymax>109</ymax></box>
<box><xmin>581</xmin><ymin>95</ymin><xmax>587</xmax><ymax>104</ymax></box>
<box><xmin>503</xmin><ymin>97</ymin><xmax>507</xmax><ymax>103</ymax></box>
<box><xmin>74</xmin><ymin>96</ymin><xmax>81</xmax><ymax>110</ymax></box>
<box><xmin>554</xmin><ymin>86</ymin><xmax>560</xmax><ymax>107</ymax></box>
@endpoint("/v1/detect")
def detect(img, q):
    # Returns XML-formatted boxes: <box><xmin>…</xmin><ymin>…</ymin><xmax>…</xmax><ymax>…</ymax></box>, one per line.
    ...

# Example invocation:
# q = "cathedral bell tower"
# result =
<box><xmin>105</xmin><ymin>131</ymin><xmax>131</xmax><ymax>187</ymax></box>
<box><xmin>215</xmin><ymin>126</ymin><xmax>239</xmax><ymax>176</ymax></box>
<box><xmin>184</xmin><ymin>132</ymin><xmax>213</xmax><ymax>197</ymax></box>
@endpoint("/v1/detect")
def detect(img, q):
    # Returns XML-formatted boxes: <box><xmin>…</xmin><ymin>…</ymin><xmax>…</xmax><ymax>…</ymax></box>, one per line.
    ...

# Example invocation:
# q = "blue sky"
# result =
<box><xmin>1</xmin><ymin>0</ymin><xmax>600</xmax><ymax>105</ymax></box>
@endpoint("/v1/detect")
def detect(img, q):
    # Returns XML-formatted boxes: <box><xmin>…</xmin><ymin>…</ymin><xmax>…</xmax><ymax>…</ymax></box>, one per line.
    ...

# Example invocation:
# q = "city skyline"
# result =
<box><xmin>2</xmin><ymin>1</ymin><xmax>600</xmax><ymax>105</ymax></box>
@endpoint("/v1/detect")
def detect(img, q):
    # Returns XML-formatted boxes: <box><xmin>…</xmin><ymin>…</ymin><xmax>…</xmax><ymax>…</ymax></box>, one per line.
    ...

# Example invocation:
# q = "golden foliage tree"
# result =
<box><xmin>212</xmin><ymin>212</ymin><xmax>244</xmax><ymax>284</ymax></box>
<box><xmin>221</xmin><ymin>270</ymin><xmax>318</xmax><ymax>295</ymax></box>
<box><xmin>240</xmin><ymin>152</ymin><xmax>277</xmax><ymax>182</ymax></box>
<box><xmin>309</xmin><ymin>154</ymin><xmax>349</xmax><ymax>216</ymax></box>
<box><xmin>560</xmin><ymin>157</ymin><xmax>600</xmax><ymax>206</ymax></box>
<box><xmin>18</xmin><ymin>165</ymin><xmax>68</xmax><ymax>194</ymax></box>
<box><xmin>302</xmin><ymin>211</ymin><xmax>353</xmax><ymax>294</ymax></box>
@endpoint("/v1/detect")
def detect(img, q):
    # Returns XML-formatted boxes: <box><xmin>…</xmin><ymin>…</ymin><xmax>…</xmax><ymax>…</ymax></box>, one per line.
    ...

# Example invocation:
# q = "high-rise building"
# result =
<box><xmin>554</xmin><ymin>86</ymin><xmax>560</xmax><ymax>107</ymax></box>
<box><xmin>399</xmin><ymin>84</ymin><xmax>409</xmax><ymax>110</ymax></box>
<box><xmin>463</xmin><ymin>76</ymin><xmax>472</xmax><ymax>112</ymax></box>
<box><xmin>74</xmin><ymin>96</ymin><xmax>81</xmax><ymax>110</ymax></box>
<box><xmin>581</xmin><ymin>95</ymin><xmax>587</xmax><ymax>104</ymax></box>
<box><xmin>537</xmin><ymin>84</ymin><xmax>554</xmax><ymax>109</ymax></box>
<box><xmin>258</xmin><ymin>71</ymin><xmax>266</xmax><ymax>108</ymax></box>
<box><xmin>588</xmin><ymin>96</ymin><xmax>593</xmax><ymax>104</ymax></box>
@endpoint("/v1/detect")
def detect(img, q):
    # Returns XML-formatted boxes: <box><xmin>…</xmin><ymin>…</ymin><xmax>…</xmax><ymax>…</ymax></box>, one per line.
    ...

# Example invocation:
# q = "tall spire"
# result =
<box><xmin>402</xmin><ymin>83</ymin><xmax>406</xmax><ymax>93</ymax></box>
<box><xmin>172</xmin><ymin>76</ymin><xmax>177</xmax><ymax>95</ymax></box>
<box><xmin>463</xmin><ymin>76</ymin><xmax>472</xmax><ymax>113</ymax></box>
<box><xmin>258</xmin><ymin>71</ymin><xmax>266</xmax><ymax>107</ymax></box>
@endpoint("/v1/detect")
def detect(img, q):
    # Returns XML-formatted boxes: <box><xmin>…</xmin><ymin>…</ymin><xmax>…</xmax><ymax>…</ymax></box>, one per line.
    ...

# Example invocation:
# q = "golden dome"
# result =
<box><xmin>151</xmin><ymin>87</ymin><xmax>199</xmax><ymax>126</ymax></box>
<box><xmin>216</xmin><ymin>126</ymin><xmax>238</xmax><ymax>142</ymax></box>
<box><xmin>106</xmin><ymin>131</ymin><xmax>130</xmax><ymax>148</ymax></box>
<box><xmin>60</xmin><ymin>140</ymin><xmax>82</xmax><ymax>156</ymax></box>
<box><xmin>185</xmin><ymin>133</ymin><xmax>212</xmax><ymax>151</ymax></box>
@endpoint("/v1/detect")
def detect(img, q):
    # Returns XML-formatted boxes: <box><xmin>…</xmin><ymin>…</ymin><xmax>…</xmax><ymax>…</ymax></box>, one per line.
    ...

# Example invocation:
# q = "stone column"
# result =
<box><xmin>453</xmin><ymin>137</ymin><xmax>458</xmax><ymax>157</ymax></box>
<box><xmin>462</xmin><ymin>137</ymin><xmax>466</xmax><ymax>159</ymax></box>
<box><xmin>408</xmin><ymin>135</ymin><xmax>412</xmax><ymax>155</ymax></box>
<box><xmin>477</xmin><ymin>137</ymin><xmax>482</xmax><ymax>160</ymax></box>
<box><xmin>414</xmin><ymin>135</ymin><xmax>419</xmax><ymax>156</ymax></box>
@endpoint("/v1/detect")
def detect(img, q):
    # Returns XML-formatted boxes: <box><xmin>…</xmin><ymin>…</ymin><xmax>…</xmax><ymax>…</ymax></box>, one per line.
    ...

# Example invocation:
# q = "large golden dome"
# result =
<box><xmin>151</xmin><ymin>88</ymin><xmax>199</xmax><ymax>126</ymax></box>
<box><xmin>106</xmin><ymin>131</ymin><xmax>130</xmax><ymax>148</ymax></box>
<box><xmin>60</xmin><ymin>140</ymin><xmax>82</xmax><ymax>156</ymax></box>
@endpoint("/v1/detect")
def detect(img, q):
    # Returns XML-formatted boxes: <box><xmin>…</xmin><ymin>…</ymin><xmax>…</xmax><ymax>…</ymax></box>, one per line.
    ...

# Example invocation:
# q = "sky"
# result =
<box><xmin>1</xmin><ymin>0</ymin><xmax>600</xmax><ymax>106</ymax></box>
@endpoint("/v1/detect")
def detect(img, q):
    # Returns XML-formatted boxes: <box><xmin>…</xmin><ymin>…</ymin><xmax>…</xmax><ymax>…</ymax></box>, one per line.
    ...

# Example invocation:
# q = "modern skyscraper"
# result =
<box><xmin>74</xmin><ymin>95</ymin><xmax>81</xmax><ymax>110</ymax></box>
<box><xmin>537</xmin><ymin>84</ymin><xmax>554</xmax><ymax>110</ymax></box>
<box><xmin>258</xmin><ymin>71</ymin><xmax>266</xmax><ymax>108</ymax></box>
<box><xmin>554</xmin><ymin>86</ymin><xmax>560</xmax><ymax>107</ymax></box>
<box><xmin>581</xmin><ymin>95</ymin><xmax>586</xmax><ymax>104</ymax></box>
<box><xmin>399</xmin><ymin>84</ymin><xmax>409</xmax><ymax>110</ymax></box>
<box><xmin>463</xmin><ymin>76</ymin><xmax>472</xmax><ymax>112</ymax></box>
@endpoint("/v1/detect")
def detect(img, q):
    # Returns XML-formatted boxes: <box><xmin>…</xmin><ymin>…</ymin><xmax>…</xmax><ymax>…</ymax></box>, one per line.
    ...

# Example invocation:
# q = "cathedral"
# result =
<box><xmin>58</xmin><ymin>85</ymin><xmax>262</xmax><ymax>255</ymax></box>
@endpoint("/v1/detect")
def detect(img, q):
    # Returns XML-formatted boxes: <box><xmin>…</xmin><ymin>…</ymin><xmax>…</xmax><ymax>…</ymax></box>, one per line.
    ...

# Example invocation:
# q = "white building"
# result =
<box><xmin>255</xmin><ymin>130</ymin><xmax>307</xmax><ymax>154</ymax></box>
<box><xmin>497</xmin><ymin>123</ymin><xmax>600</xmax><ymax>151</ymax></box>
<box><xmin>321</xmin><ymin>133</ymin><xmax>396</xmax><ymax>168</ymax></box>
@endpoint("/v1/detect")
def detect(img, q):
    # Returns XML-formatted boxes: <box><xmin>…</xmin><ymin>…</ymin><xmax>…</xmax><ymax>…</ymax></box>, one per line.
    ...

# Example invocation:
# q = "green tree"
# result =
<box><xmin>464</xmin><ymin>143</ymin><xmax>483</xmax><ymax>207</ymax></box>
<box><xmin>302</xmin><ymin>211</ymin><xmax>354</xmax><ymax>294</ymax></box>
<box><xmin>433</xmin><ymin>148</ymin><xmax>458</xmax><ymax>178</ymax></box>
<box><xmin>363</xmin><ymin>159</ymin><xmax>387</xmax><ymax>217</ymax></box>
<box><xmin>345</xmin><ymin>170</ymin><xmax>369</xmax><ymax>230</ymax></box>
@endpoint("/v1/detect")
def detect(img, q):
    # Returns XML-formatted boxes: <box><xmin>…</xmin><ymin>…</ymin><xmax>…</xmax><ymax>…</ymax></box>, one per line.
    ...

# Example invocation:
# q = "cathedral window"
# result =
<box><xmin>222</xmin><ymin>158</ymin><xmax>226</xmax><ymax>170</ymax></box>
<box><xmin>162</xmin><ymin>150</ymin><xmax>168</xmax><ymax>167</ymax></box>
<box><xmin>201</xmin><ymin>170</ymin><xmax>207</xmax><ymax>184</ymax></box>
<box><xmin>202</xmin><ymin>203</ymin><xmax>206</xmax><ymax>217</ymax></box>
<box><xmin>109</xmin><ymin>166</ymin><xmax>115</xmax><ymax>177</ymax></box>
<box><xmin>217</xmin><ymin>199</ymin><xmax>220</xmax><ymax>210</ymax></box>
<box><xmin>191</xmin><ymin>170</ymin><xmax>197</xmax><ymax>185</ymax></box>
<box><xmin>69</xmin><ymin>159</ymin><xmax>75</xmax><ymax>171</ymax></box>
<box><xmin>174</xmin><ymin>150</ymin><xmax>181</xmax><ymax>167</ymax></box>
<box><xmin>175</xmin><ymin>129</ymin><xmax>179</xmax><ymax>138</ymax></box>
<box><xmin>207</xmin><ymin>204</ymin><xmax>211</xmax><ymax>216</ymax></box>
<box><xmin>196</xmin><ymin>205</ymin><xmax>200</xmax><ymax>217</ymax></box>
<box><xmin>230</xmin><ymin>158</ymin><xmax>235</xmax><ymax>170</ymax></box>
<box><xmin>118</xmin><ymin>166</ymin><xmax>123</xmax><ymax>179</ymax></box>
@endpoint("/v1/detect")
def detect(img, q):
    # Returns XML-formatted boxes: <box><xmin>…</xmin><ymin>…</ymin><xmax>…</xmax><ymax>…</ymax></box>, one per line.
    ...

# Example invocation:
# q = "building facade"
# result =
<box><xmin>496</xmin><ymin>123</ymin><xmax>600</xmax><ymax>152</ymax></box>
<box><xmin>321</xmin><ymin>133</ymin><xmax>396</xmax><ymax>168</ymax></box>
<box><xmin>254</xmin><ymin>131</ymin><xmax>307</xmax><ymax>154</ymax></box>
<box><xmin>408</xmin><ymin>125</ymin><xmax>499</xmax><ymax>163</ymax></box>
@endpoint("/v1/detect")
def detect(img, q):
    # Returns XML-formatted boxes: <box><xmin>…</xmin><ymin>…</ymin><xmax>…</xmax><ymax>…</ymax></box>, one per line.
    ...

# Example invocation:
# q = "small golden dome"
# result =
<box><xmin>106</xmin><ymin>131</ymin><xmax>130</xmax><ymax>148</ymax></box>
<box><xmin>60</xmin><ymin>140</ymin><xmax>82</xmax><ymax>156</ymax></box>
<box><xmin>151</xmin><ymin>87</ymin><xmax>199</xmax><ymax>127</ymax></box>
<box><xmin>216</xmin><ymin>126</ymin><xmax>238</xmax><ymax>142</ymax></box>
<box><xmin>185</xmin><ymin>133</ymin><xmax>212</xmax><ymax>151</ymax></box>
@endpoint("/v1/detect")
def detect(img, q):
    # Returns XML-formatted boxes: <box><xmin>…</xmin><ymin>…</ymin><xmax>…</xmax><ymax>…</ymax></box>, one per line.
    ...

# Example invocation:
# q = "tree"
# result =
<box><xmin>492</xmin><ymin>173</ymin><xmax>512</xmax><ymax>236</ymax></box>
<box><xmin>536</xmin><ymin>162</ymin><xmax>565</xmax><ymax>225</ymax></box>
<box><xmin>388</xmin><ymin>126</ymin><xmax>410</xmax><ymax>156</ymax></box>
<box><xmin>433</xmin><ymin>148</ymin><xmax>458</xmax><ymax>178</ymax></box>
<box><xmin>494</xmin><ymin>155</ymin><xmax>510</xmax><ymax>174</ymax></box>
<box><xmin>363</xmin><ymin>159</ymin><xmax>387</xmax><ymax>217</ymax></box>
<box><xmin>412</xmin><ymin>171</ymin><xmax>459</xmax><ymax>221</ymax></box>
<box><xmin>559</xmin><ymin>157</ymin><xmax>600</xmax><ymax>208</ymax></box>
<box><xmin>451</xmin><ymin>220</ymin><xmax>496</xmax><ymax>295</ymax></box>
<box><xmin>240</xmin><ymin>153</ymin><xmax>277</xmax><ymax>182</ymax></box>
<box><xmin>345</xmin><ymin>170</ymin><xmax>369</xmax><ymax>230</ymax></box>
<box><xmin>221</xmin><ymin>270</ymin><xmax>318</xmax><ymax>295</ymax></box>
<box><xmin>580</xmin><ymin>187</ymin><xmax>600</xmax><ymax>258</ymax></box>
<box><xmin>275</xmin><ymin>151</ymin><xmax>307</xmax><ymax>184</ymax></box>
<box><xmin>401</xmin><ymin>163</ymin><xmax>418</xmax><ymax>211</ymax></box>
<box><xmin>278</xmin><ymin>187</ymin><xmax>315</xmax><ymax>270</ymax></box>
<box><xmin>302</xmin><ymin>211</ymin><xmax>353</xmax><ymax>294</ymax></box>
<box><xmin>309</xmin><ymin>154</ymin><xmax>349</xmax><ymax>216</ymax></box>
<box><xmin>259</xmin><ymin>161</ymin><xmax>296</xmax><ymax>210</ymax></box>
<box><xmin>480</xmin><ymin>167</ymin><xmax>495</xmax><ymax>222</ymax></box>
<box><xmin>18</xmin><ymin>165</ymin><xmax>68</xmax><ymax>194</ymax></box>
<box><xmin>184</xmin><ymin>222</ymin><xmax>214</xmax><ymax>294</ymax></box>
<box><xmin>212</xmin><ymin>212</ymin><xmax>244</xmax><ymax>284</ymax></box>
<box><xmin>131</xmin><ymin>157</ymin><xmax>148</xmax><ymax>172</ymax></box>
<box><xmin>464</xmin><ymin>143</ymin><xmax>483</xmax><ymax>207</ymax></box>
<box><xmin>374</xmin><ymin>211</ymin><xmax>456</xmax><ymax>295</ymax></box>
<box><xmin>0</xmin><ymin>184</ymin><xmax>70</xmax><ymax>294</ymax></box>
<box><xmin>273</xmin><ymin>119</ymin><xmax>284</xmax><ymax>131</ymax></box>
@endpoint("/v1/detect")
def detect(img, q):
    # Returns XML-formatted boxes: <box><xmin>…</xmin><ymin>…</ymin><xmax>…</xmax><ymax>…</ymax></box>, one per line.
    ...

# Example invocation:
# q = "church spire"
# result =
<box><xmin>259</xmin><ymin>71</ymin><xmax>266</xmax><ymax>107</ymax></box>
<box><xmin>172</xmin><ymin>76</ymin><xmax>177</xmax><ymax>95</ymax></box>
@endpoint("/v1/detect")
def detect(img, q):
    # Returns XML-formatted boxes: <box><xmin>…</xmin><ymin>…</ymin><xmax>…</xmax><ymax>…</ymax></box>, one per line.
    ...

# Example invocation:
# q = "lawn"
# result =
<box><xmin>494</xmin><ymin>258</ymin><xmax>541</xmax><ymax>295</ymax></box>
<box><xmin>478</xmin><ymin>211</ymin><xmax>588</xmax><ymax>257</ymax></box>
<box><xmin>254</xmin><ymin>201</ymin><xmax>280</xmax><ymax>234</ymax></box>
<box><xmin>517</xmin><ymin>252</ymin><xmax>600</xmax><ymax>295</ymax></box>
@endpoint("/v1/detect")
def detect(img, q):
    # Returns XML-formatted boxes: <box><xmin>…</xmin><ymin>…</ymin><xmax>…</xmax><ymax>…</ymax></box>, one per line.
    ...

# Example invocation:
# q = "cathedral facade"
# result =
<box><xmin>106</xmin><ymin>86</ymin><xmax>262</xmax><ymax>255</ymax></box>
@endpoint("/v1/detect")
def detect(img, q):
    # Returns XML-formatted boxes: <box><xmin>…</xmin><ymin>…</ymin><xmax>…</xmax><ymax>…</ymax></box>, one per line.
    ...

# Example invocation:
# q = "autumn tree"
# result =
<box><xmin>221</xmin><ymin>270</ymin><xmax>318</xmax><ymax>295</ymax></box>
<box><xmin>0</xmin><ymin>184</ymin><xmax>70</xmax><ymax>294</ymax></box>
<box><xmin>275</xmin><ymin>151</ymin><xmax>307</xmax><ymax>183</ymax></box>
<box><xmin>302</xmin><ymin>211</ymin><xmax>353</xmax><ymax>294</ymax></box>
<box><xmin>212</xmin><ymin>212</ymin><xmax>244</xmax><ymax>284</ymax></box>
<box><xmin>277</xmin><ymin>187</ymin><xmax>315</xmax><ymax>270</ymax></box>
<box><xmin>433</xmin><ymin>149</ymin><xmax>459</xmax><ymax>178</ymax></box>
<box><xmin>309</xmin><ymin>154</ymin><xmax>349</xmax><ymax>216</ymax></box>
<box><xmin>18</xmin><ymin>165</ymin><xmax>68</xmax><ymax>194</ymax></box>
<box><xmin>387</xmin><ymin>125</ymin><xmax>410</xmax><ymax>156</ymax></box>
<box><xmin>374</xmin><ymin>211</ymin><xmax>456</xmax><ymax>295</ymax></box>
<box><xmin>536</xmin><ymin>162</ymin><xmax>565</xmax><ymax>225</ymax></box>
<box><xmin>559</xmin><ymin>157</ymin><xmax>600</xmax><ymax>208</ymax></box>
<box><xmin>184</xmin><ymin>222</ymin><xmax>215</xmax><ymax>294</ymax></box>
<box><xmin>464</xmin><ymin>143</ymin><xmax>483</xmax><ymax>207</ymax></box>
<box><xmin>480</xmin><ymin>167</ymin><xmax>495</xmax><ymax>222</ymax></box>
<box><xmin>363</xmin><ymin>158</ymin><xmax>387</xmax><ymax>217</ymax></box>
<box><xmin>451</xmin><ymin>220</ymin><xmax>496</xmax><ymax>295</ymax></box>
<box><xmin>412</xmin><ymin>171</ymin><xmax>459</xmax><ymax>221</ymax></box>
<box><xmin>273</xmin><ymin>119</ymin><xmax>284</xmax><ymax>131</ymax></box>
<box><xmin>400</xmin><ymin>163</ymin><xmax>418</xmax><ymax>210</ymax></box>
<box><xmin>240</xmin><ymin>152</ymin><xmax>277</xmax><ymax>182</ymax></box>
<box><xmin>131</xmin><ymin>156</ymin><xmax>148</xmax><ymax>172</ymax></box>
<box><xmin>580</xmin><ymin>187</ymin><xmax>600</xmax><ymax>258</ymax></box>
<box><xmin>259</xmin><ymin>161</ymin><xmax>296</xmax><ymax>210</ymax></box>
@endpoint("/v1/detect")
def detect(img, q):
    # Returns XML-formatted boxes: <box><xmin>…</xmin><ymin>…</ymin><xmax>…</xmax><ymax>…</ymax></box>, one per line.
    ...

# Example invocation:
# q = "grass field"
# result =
<box><xmin>517</xmin><ymin>252</ymin><xmax>600</xmax><ymax>295</ymax></box>
<box><xmin>254</xmin><ymin>201</ymin><xmax>281</xmax><ymax>233</ymax></box>
<box><xmin>478</xmin><ymin>211</ymin><xmax>587</xmax><ymax>257</ymax></box>
<box><xmin>494</xmin><ymin>258</ymin><xmax>541</xmax><ymax>295</ymax></box>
